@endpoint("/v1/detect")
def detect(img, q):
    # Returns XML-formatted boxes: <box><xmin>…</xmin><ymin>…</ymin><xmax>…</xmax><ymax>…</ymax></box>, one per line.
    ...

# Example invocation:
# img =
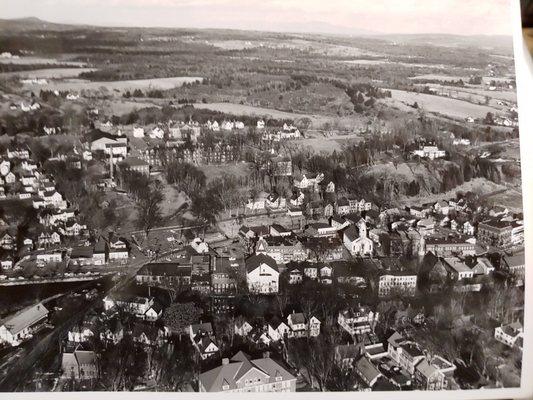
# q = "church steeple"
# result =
<box><xmin>357</xmin><ymin>219</ymin><xmax>367</xmax><ymax>238</ymax></box>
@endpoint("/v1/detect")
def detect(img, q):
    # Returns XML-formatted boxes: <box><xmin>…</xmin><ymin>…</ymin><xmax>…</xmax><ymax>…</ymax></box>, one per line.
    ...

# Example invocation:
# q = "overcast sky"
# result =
<box><xmin>0</xmin><ymin>0</ymin><xmax>513</xmax><ymax>36</ymax></box>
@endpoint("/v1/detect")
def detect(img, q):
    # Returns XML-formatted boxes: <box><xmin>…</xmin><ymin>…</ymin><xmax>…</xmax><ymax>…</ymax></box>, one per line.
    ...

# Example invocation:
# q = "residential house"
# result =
<box><xmin>434</xmin><ymin>200</ymin><xmax>450</xmax><ymax>215</ymax></box>
<box><xmin>132</xmin><ymin>322</ymin><xmax>170</xmax><ymax>346</ymax></box>
<box><xmin>265</xmin><ymin>193</ymin><xmax>286</xmax><ymax>210</ymax></box>
<box><xmin>234</xmin><ymin>321</ymin><xmax>253</xmax><ymax>337</ymax></box>
<box><xmin>69</xmin><ymin>246</ymin><xmax>94</xmax><ymax>266</ymax></box>
<box><xmin>501</xmin><ymin>252</ymin><xmax>525</xmax><ymax>284</ymax></box>
<box><xmin>463</xmin><ymin>221</ymin><xmax>475</xmax><ymax>236</ymax></box>
<box><xmin>103</xmin><ymin>293</ymin><xmax>155</xmax><ymax>319</ymax></box>
<box><xmin>471</xmin><ymin>257</ymin><xmax>495</xmax><ymax>275</ymax></box>
<box><xmin>63</xmin><ymin>220</ymin><xmax>86</xmax><ymax>237</ymax></box>
<box><xmin>287</xmin><ymin>264</ymin><xmax>304</xmax><ymax>285</ymax></box>
<box><xmin>99</xmin><ymin>318</ymin><xmax>124</xmax><ymax>344</ymax></box>
<box><xmin>338</xmin><ymin>306</ymin><xmax>379</xmax><ymax>337</ymax></box>
<box><xmin>293</xmin><ymin>173</ymin><xmax>323</xmax><ymax>191</ymax></box>
<box><xmin>108</xmin><ymin>238</ymin><xmax>129</xmax><ymax>262</ymax></box>
<box><xmin>494</xmin><ymin>322</ymin><xmax>523</xmax><ymax>350</ymax></box>
<box><xmin>269</xmin><ymin>224</ymin><xmax>292</xmax><ymax>237</ymax></box>
<box><xmin>442</xmin><ymin>257</ymin><xmax>474</xmax><ymax>281</ymax></box>
<box><xmin>0</xmin><ymin>232</ymin><xmax>15</xmax><ymax>250</ymax></box>
<box><xmin>336</xmin><ymin>197</ymin><xmax>351</xmax><ymax>215</ymax></box>
<box><xmin>335</xmin><ymin>344</ymin><xmax>363</xmax><ymax>370</ymax></box>
<box><xmin>278</xmin><ymin>123</ymin><xmax>301</xmax><ymax>139</ymax></box>
<box><xmin>246</xmin><ymin>191</ymin><xmax>268</xmax><ymax>211</ymax></box>
<box><xmin>267</xmin><ymin>319</ymin><xmax>291</xmax><ymax>342</ymax></box>
<box><xmin>387</xmin><ymin>332</ymin><xmax>426</xmax><ymax>375</ymax></box>
<box><xmin>355</xmin><ymin>356</ymin><xmax>382</xmax><ymax>388</ymax></box>
<box><xmin>324</xmin><ymin>203</ymin><xmax>334</xmax><ymax>218</ymax></box>
<box><xmin>416</xmin><ymin>218</ymin><xmax>435</xmax><ymax>236</ymax></box>
<box><xmin>412</xmin><ymin>145</ymin><xmax>446</xmax><ymax>159</ymax></box>
<box><xmin>68</xmin><ymin>316</ymin><xmax>97</xmax><ymax>343</ymax></box>
<box><xmin>93</xmin><ymin>239</ymin><xmax>107</xmax><ymax>265</ymax></box>
<box><xmin>286</xmin><ymin>312</ymin><xmax>320</xmax><ymax>338</ymax></box>
<box><xmin>415</xmin><ymin>359</ymin><xmax>446</xmax><ymax>390</ymax></box>
<box><xmin>119</xmin><ymin>156</ymin><xmax>150</xmax><ymax>176</ymax></box>
<box><xmin>190</xmin><ymin>322</ymin><xmax>219</xmax><ymax>359</ymax></box>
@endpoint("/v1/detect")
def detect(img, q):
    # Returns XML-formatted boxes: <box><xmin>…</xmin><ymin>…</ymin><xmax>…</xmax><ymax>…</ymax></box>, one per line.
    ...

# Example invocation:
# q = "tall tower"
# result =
<box><xmin>357</xmin><ymin>219</ymin><xmax>367</xmax><ymax>238</ymax></box>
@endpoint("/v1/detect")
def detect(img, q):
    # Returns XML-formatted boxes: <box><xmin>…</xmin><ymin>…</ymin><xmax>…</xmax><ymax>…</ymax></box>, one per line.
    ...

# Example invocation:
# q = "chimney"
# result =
<box><xmin>263</xmin><ymin>351</ymin><xmax>270</xmax><ymax>359</ymax></box>
<box><xmin>222</xmin><ymin>358</ymin><xmax>229</xmax><ymax>365</ymax></box>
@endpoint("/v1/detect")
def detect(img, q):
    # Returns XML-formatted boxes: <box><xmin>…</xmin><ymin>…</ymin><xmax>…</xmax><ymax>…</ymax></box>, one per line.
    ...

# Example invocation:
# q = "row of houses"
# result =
<box><xmin>234</xmin><ymin>312</ymin><xmax>321</xmax><ymax>345</ymax></box>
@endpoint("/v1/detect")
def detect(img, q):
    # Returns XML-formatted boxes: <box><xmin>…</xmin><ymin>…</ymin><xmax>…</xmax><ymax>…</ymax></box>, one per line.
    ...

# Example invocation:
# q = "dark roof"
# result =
<box><xmin>344</xmin><ymin>225</ymin><xmax>359</xmax><ymax>242</ymax></box>
<box><xmin>331</xmin><ymin>260</ymin><xmax>367</xmax><ymax>277</ymax></box>
<box><xmin>289</xmin><ymin>312</ymin><xmax>306</xmax><ymax>325</ymax></box>
<box><xmin>87</xmin><ymin>129</ymin><xmax>117</xmax><ymax>143</ymax></box>
<box><xmin>337</xmin><ymin>197</ymin><xmax>349</xmax><ymax>206</ymax></box>
<box><xmin>425</xmin><ymin>235</ymin><xmax>474</xmax><ymax>245</ymax></box>
<box><xmin>138</xmin><ymin>262</ymin><xmax>192</xmax><ymax>277</ymax></box>
<box><xmin>271</xmin><ymin>224</ymin><xmax>290</xmax><ymax>233</ymax></box>
<box><xmin>245</xmin><ymin>254</ymin><xmax>278</xmax><ymax>273</ymax></box>
<box><xmin>94</xmin><ymin>238</ymin><xmax>107</xmax><ymax>253</ymax></box>
<box><xmin>190</xmin><ymin>322</ymin><xmax>213</xmax><ymax>335</ymax></box>
<box><xmin>71</xmin><ymin>246</ymin><xmax>93</xmax><ymax>258</ymax></box>
<box><xmin>132</xmin><ymin>322</ymin><xmax>161</xmax><ymax>340</ymax></box>
<box><xmin>402</xmin><ymin>343</ymin><xmax>424</xmax><ymax>358</ymax></box>
<box><xmin>213</xmin><ymin>257</ymin><xmax>231</xmax><ymax>274</ymax></box>
<box><xmin>250</xmin><ymin>225</ymin><xmax>270</xmax><ymax>236</ymax></box>
<box><xmin>479</xmin><ymin>219</ymin><xmax>513</xmax><ymax>229</ymax></box>
<box><xmin>120</xmin><ymin>156</ymin><xmax>149</xmax><ymax>168</ymax></box>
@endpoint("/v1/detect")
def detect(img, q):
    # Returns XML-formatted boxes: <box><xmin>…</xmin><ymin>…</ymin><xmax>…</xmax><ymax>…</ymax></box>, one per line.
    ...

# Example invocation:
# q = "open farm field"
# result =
<box><xmin>192</xmin><ymin>102</ymin><xmax>327</xmax><ymax>125</ymax></box>
<box><xmin>22</xmin><ymin>76</ymin><xmax>204</xmax><ymax>93</ymax></box>
<box><xmin>385</xmin><ymin>89</ymin><xmax>499</xmax><ymax>119</ymax></box>
<box><xmin>417</xmin><ymin>83</ymin><xmax>517</xmax><ymax>103</ymax></box>
<box><xmin>0</xmin><ymin>56</ymin><xmax>86</xmax><ymax>66</ymax></box>
<box><xmin>0</xmin><ymin>68</ymin><xmax>96</xmax><ymax>79</ymax></box>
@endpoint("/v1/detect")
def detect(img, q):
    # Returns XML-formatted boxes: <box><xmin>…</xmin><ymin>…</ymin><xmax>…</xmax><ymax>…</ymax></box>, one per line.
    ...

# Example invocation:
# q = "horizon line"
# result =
<box><xmin>1</xmin><ymin>16</ymin><xmax>514</xmax><ymax>39</ymax></box>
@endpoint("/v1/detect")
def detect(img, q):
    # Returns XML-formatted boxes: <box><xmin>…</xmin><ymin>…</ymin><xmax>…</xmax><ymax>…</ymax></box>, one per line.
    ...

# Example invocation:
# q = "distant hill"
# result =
<box><xmin>0</xmin><ymin>17</ymin><xmax>81</xmax><ymax>32</ymax></box>
<box><xmin>0</xmin><ymin>16</ymin><xmax>513</xmax><ymax>46</ymax></box>
<box><xmin>378</xmin><ymin>33</ymin><xmax>513</xmax><ymax>50</ymax></box>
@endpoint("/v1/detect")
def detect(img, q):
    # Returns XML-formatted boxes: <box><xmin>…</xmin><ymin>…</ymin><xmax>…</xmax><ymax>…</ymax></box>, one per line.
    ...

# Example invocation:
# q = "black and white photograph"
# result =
<box><xmin>0</xmin><ymin>0</ymin><xmax>530</xmax><ymax>396</ymax></box>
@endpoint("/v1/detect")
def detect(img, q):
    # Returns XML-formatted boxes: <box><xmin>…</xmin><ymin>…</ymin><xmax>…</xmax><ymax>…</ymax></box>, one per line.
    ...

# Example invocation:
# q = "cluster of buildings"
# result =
<box><xmin>261</xmin><ymin>123</ymin><xmax>301</xmax><ymax>141</ymax></box>
<box><xmin>331</xmin><ymin>305</ymin><xmax>456</xmax><ymax>391</ymax></box>
<box><xmin>0</xmin><ymin>147</ymin><xmax>94</xmax><ymax>272</ymax></box>
<box><xmin>238</xmin><ymin>187</ymin><xmax>525</xmax><ymax>299</ymax></box>
<box><xmin>135</xmin><ymin>237</ymin><xmax>240</xmax><ymax>314</ymax></box>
